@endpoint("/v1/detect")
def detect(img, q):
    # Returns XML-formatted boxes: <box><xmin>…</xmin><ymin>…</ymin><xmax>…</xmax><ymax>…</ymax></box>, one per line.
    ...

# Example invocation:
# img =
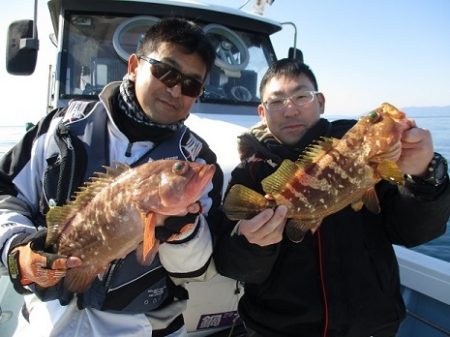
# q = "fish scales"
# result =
<box><xmin>280</xmin><ymin>150</ymin><xmax>371</xmax><ymax>217</ymax></box>
<box><xmin>223</xmin><ymin>103</ymin><xmax>412</xmax><ymax>242</ymax></box>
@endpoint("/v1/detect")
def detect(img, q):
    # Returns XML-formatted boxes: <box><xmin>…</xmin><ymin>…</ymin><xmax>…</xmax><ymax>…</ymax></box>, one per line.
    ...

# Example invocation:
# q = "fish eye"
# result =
<box><xmin>368</xmin><ymin>110</ymin><xmax>381</xmax><ymax>123</ymax></box>
<box><xmin>172</xmin><ymin>161</ymin><xmax>188</xmax><ymax>175</ymax></box>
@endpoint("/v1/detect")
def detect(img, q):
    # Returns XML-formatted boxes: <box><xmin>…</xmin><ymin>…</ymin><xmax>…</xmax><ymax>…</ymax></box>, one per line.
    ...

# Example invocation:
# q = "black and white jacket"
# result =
<box><xmin>0</xmin><ymin>82</ymin><xmax>223</xmax><ymax>337</ymax></box>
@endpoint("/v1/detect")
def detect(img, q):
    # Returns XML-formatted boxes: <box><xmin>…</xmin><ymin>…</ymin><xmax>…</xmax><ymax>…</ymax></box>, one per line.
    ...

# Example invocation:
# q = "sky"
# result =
<box><xmin>0</xmin><ymin>0</ymin><xmax>450</xmax><ymax>125</ymax></box>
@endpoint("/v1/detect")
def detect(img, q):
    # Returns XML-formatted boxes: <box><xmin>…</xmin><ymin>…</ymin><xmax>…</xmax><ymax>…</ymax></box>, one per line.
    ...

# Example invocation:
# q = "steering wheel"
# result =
<box><xmin>203</xmin><ymin>24</ymin><xmax>249</xmax><ymax>72</ymax></box>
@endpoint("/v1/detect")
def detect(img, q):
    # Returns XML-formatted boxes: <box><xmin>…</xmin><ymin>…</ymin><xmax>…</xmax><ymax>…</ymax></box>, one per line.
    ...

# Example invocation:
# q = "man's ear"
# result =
<box><xmin>127</xmin><ymin>54</ymin><xmax>139</xmax><ymax>80</ymax></box>
<box><xmin>317</xmin><ymin>92</ymin><xmax>326</xmax><ymax>114</ymax></box>
<box><xmin>257</xmin><ymin>104</ymin><xmax>266</xmax><ymax>120</ymax></box>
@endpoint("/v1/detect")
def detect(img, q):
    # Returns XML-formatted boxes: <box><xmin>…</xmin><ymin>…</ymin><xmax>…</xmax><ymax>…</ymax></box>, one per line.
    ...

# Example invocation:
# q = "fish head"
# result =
<box><xmin>358</xmin><ymin>102</ymin><xmax>413</xmax><ymax>162</ymax></box>
<box><xmin>136</xmin><ymin>160</ymin><xmax>216</xmax><ymax>214</ymax></box>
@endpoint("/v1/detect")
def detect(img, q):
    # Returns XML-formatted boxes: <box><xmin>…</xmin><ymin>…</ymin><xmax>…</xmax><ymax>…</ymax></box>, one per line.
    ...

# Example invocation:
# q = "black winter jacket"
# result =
<box><xmin>214</xmin><ymin>118</ymin><xmax>450</xmax><ymax>337</ymax></box>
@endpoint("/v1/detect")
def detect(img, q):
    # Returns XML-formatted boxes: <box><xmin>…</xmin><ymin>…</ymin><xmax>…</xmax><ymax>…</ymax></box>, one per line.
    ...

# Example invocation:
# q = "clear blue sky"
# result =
<box><xmin>1</xmin><ymin>0</ymin><xmax>449</xmax><ymax>125</ymax></box>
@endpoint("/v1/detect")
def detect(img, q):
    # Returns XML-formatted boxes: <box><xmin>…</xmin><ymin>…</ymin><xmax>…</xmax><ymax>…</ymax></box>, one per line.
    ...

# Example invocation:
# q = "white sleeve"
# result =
<box><xmin>158</xmin><ymin>214</ymin><xmax>213</xmax><ymax>277</ymax></box>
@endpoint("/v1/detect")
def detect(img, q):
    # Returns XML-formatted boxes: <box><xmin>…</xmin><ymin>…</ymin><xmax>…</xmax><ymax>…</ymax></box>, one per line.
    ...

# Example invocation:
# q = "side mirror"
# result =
<box><xmin>288</xmin><ymin>47</ymin><xmax>304</xmax><ymax>63</ymax></box>
<box><xmin>6</xmin><ymin>20</ymin><xmax>39</xmax><ymax>75</ymax></box>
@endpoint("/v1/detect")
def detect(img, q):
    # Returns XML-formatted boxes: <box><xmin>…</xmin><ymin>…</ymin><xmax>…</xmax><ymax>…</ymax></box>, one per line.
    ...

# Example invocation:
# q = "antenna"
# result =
<box><xmin>280</xmin><ymin>22</ymin><xmax>297</xmax><ymax>55</ymax></box>
<box><xmin>280</xmin><ymin>21</ymin><xmax>303</xmax><ymax>62</ymax></box>
<box><xmin>19</xmin><ymin>0</ymin><xmax>40</xmax><ymax>51</ymax></box>
<box><xmin>239</xmin><ymin>0</ymin><xmax>252</xmax><ymax>10</ymax></box>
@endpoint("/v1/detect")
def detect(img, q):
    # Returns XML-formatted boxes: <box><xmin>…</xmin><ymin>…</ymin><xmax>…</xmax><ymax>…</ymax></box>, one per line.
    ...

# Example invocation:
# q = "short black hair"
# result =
<box><xmin>137</xmin><ymin>17</ymin><xmax>216</xmax><ymax>75</ymax></box>
<box><xmin>259</xmin><ymin>58</ymin><xmax>319</xmax><ymax>99</ymax></box>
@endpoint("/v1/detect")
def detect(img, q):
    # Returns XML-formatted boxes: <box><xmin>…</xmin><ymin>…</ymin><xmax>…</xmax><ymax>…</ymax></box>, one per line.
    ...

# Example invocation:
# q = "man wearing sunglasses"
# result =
<box><xmin>214</xmin><ymin>59</ymin><xmax>450</xmax><ymax>337</ymax></box>
<box><xmin>0</xmin><ymin>18</ymin><xmax>222</xmax><ymax>337</ymax></box>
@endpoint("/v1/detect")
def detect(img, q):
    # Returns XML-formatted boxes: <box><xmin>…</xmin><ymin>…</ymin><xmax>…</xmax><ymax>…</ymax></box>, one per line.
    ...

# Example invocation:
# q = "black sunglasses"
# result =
<box><xmin>138</xmin><ymin>56</ymin><xmax>204</xmax><ymax>97</ymax></box>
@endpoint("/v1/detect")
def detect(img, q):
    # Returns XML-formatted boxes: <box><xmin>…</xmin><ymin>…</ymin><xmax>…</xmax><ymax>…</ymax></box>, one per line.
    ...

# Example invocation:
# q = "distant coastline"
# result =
<box><xmin>402</xmin><ymin>105</ymin><xmax>450</xmax><ymax>117</ymax></box>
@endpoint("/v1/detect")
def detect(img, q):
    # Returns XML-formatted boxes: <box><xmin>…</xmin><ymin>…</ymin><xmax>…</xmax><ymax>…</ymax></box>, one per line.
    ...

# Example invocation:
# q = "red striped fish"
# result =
<box><xmin>223</xmin><ymin>103</ymin><xmax>413</xmax><ymax>242</ymax></box>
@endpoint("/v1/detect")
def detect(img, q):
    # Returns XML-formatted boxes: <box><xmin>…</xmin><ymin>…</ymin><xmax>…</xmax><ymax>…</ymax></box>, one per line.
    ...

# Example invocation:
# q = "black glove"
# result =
<box><xmin>155</xmin><ymin>213</ymin><xmax>199</xmax><ymax>243</ymax></box>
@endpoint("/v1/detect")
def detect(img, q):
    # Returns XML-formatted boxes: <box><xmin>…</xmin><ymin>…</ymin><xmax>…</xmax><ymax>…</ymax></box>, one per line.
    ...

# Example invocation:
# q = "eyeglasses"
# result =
<box><xmin>263</xmin><ymin>90</ymin><xmax>320</xmax><ymax>112</ymax></box>
<box><xmin>138</xmin><ymin>56</ymin><xmax>204</xmax><ymax>97</ymax></box>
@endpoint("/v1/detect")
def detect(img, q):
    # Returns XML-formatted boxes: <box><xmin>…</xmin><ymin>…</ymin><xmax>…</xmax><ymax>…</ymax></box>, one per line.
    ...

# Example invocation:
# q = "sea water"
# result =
<box><xmin>0</xmin><ymin>109</ymin><xmax>449</xmax><ymax>262</ymax></box>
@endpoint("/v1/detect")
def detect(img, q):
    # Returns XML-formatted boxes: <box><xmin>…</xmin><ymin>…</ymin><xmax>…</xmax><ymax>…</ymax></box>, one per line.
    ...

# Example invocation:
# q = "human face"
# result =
<box><xmin>258</xmin><ymin>74</ymin><xmax>325</xmax><ymax>145</ymax></box>
<box><xmin>128</xmin><ymin>42</ymin><xmax>207</xmax><ymax>124</ymax></box>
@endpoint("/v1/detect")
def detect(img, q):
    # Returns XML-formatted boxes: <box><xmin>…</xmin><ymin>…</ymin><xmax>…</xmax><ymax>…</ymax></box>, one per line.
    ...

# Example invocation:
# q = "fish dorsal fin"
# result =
<box><xmin>262</xmin><ymin>159</ymin><xmax>299</xmax><ymax>195</ymax></box>
<box><xmin>66</xmin><ymin>163</ymin><xmax>131</xmax><ymax>208</ymax></box>
<box><xmin>377</xmin><ymin>160</ymin><xmax>404</xmax><ymax>185</ymax></box>
<box><xmin>101</xmin><ymin>162</ymin><xmax>131</xmax><ymax>178</ymax></box>
<box><xmin>295</xmin><ymin>137</ymin><xmax>336</xmax><ymax>168</ymax></box>
<box><xmin>45</xmin><ymin>162</ymin><xmax>131</xmax><ymax>248</ymax></box>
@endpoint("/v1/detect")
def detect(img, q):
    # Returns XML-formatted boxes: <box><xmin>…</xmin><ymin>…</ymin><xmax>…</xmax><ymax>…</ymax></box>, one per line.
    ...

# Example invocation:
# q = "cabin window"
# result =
<box><xmin>59</xmin><ymin>13</ymin><xmax>276</xmax><ymax>110</ymax></box>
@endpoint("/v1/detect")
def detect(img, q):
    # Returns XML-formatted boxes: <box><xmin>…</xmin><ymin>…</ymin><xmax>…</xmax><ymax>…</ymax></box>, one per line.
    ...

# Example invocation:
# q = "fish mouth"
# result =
<box><xmin>193</xmin><ymin>164</ymin><xmax>216</xmax><ymax>189</ymax></box>
<box><xmin>381</xmin><ymin>103</ymin><xmax>414</xmax><ymax>131</ymax></box>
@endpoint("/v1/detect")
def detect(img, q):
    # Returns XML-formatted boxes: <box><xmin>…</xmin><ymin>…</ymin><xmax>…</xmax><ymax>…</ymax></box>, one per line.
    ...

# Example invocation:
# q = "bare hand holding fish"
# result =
<box><xmin>237</xmin><ymin>205</ymin><xmax>287</xmax><ymax>246</ymax></box>
<box><xmin>398</xmin><ymin>124</ymin><xmax>434</xmax><ymax>176</ymax></box>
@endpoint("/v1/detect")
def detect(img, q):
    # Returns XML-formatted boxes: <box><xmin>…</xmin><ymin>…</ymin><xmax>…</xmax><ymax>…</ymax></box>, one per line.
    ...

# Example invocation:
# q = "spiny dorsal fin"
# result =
<box><xmin>45</xmin><ymin>162</ymin><xmax>131</xmax><ymax>248</ymax></box>
<box><xmin>295</xmin><ymin>137</ymin><xmax>337</xmax><ymax>168</ymax></box>
<box><xmin>262</xmin><ymin>159</ymin><xmax>298</xmax><ymax>195</ymax></box>
<box><xmin>102</xmin><ymin>162</ymin><xmax>131</xmax><ymax>178</ymax></box>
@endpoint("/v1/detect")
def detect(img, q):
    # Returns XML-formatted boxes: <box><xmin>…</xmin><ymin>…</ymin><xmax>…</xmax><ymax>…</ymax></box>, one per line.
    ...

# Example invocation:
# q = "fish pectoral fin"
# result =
<box><xmin>351</xmin><ymin>200</ymin><xmax>364</xmax><ymax>211</ymax></box>
<box><xmin>362</xmin><ymin>187</ymin><xmax>381</xmax><ymax>214</ymax></box>
<box><xmin>136</xmin><ymin>240</ymin><xmax>160</xmax><ymax>266</ymax></box>
<box><xmin>142</xmin><ymin>212</ymin><xmax>156</xmax><ymax>262</ymax></box>
<box><xmin>377</xmin><ymin>160</ymin><xmax>405</xmax><ymax>185</ymax></box>
<box><xmin>223</xmin><ymin>184</ymin><xmax>268</xmax><ymax>220</ymax></box>
<box><xmin>285</xmin><ymin>219</ymin><xmax>322</xmax><ymax>243</ymax></box>
<box><xmin>64</xmin><ymin>266</ymin><xmax>100</xmax><ymax>293</ymax></box>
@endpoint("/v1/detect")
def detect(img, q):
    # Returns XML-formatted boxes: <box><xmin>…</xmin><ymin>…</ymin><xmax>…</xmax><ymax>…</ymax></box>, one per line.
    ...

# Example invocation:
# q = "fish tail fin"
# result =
<box><xmin>143</xmin><ymin>212</ymin><xmax>156</xmax><ymax>261</ymax></box>
<box><xmin>223</xmin><ymin>184</ymin><xmax>268</xmax><ymax>220</ymax></box>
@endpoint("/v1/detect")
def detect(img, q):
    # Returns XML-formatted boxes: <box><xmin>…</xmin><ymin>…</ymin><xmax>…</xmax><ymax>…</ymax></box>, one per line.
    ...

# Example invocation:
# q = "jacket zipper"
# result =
<box><xmin>104</xmin><ymin>259</ymin><xmax>121</xmax><ymax>290</ymax></box>
<box><xmin>60</xmin><ymin>128</ymin><xmax>76</xmax><ymax>203</ymax></box>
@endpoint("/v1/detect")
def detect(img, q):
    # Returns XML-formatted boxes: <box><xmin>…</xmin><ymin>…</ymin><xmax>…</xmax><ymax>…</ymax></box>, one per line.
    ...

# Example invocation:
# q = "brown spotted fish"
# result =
<box><xmin>45</xmin><ymin>159</ymin><xmax>215</xmax><ymax>293</ymax></box>
<box><xmin>223</xmin><ymin>103</ymin><xmax>413</xmax><ymax>242</ymax></box>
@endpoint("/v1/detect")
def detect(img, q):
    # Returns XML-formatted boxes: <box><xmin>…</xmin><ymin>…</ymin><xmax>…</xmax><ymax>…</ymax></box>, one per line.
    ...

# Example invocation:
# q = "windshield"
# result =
<box><xmin>59</xmin><ymin>13</ymin><xmax>276</xmax><ymax>106</ymax></box>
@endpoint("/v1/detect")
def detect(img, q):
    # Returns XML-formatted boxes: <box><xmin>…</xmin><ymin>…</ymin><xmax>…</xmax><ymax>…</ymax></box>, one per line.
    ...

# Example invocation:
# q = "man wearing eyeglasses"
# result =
<box><xmin>0</xmin><ymin>18</ymin><xmax>222</xmax><ymax>337</ymax></box>
<box><xmin>214</xmin><ymin>58</ymin><xmax>450</xmax><ymax>337</ymax></box>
